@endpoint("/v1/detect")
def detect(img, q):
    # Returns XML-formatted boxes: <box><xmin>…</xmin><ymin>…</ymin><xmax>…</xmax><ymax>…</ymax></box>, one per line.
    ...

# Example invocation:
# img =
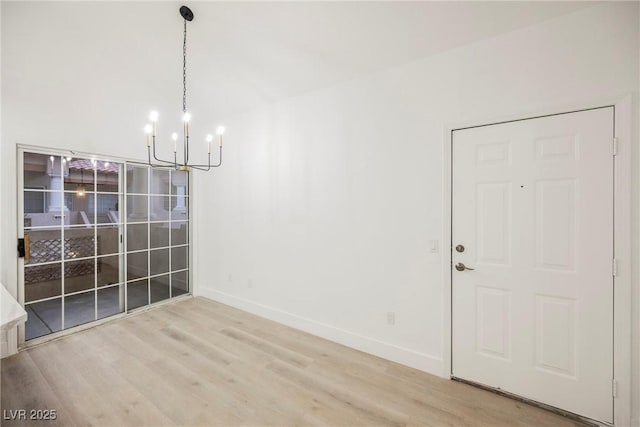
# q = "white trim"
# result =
<box><xmin>17</xmin><ymin>143</ymin><xmax>147</xmax><ymax>166</ymax></box>
<box><xmin>15</xmin><ymin>144</ymin><xmax>194</xmax><ymax>349</ymax></box>
<box><xmin>16</xmin><ymin>148</ymin><xmax>25</xmax><ymax>347</ymax></box>
<box><xmin>200</xmin><ymin>288</ymin><xmax>444</xmax><ymax>374</ymax></box>
<box><xmin>187</xmin><ymin>166</ymin><xmax>195</xmax><ymax>297</ymax></box>
<box><xmin>612</xmin><ymin>95</ymin><xmax>632</xmax><ymax>427</ymax></box>
<box><xmin>441</xmin><ymin>124</ymin><xmax>453</xmax><ymax>379</ymax></box>
<box><xmin>442</xmin><ymin>95</ymin><xmax>633</xmax><ymax>426</ymax></box>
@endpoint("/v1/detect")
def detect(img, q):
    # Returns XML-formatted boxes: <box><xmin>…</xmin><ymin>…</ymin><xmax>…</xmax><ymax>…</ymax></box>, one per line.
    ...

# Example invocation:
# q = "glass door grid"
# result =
<box><xmin>124</xmin><ymin>165</ymin><xmax>190</xmax><ymax>312</ymax></box>
<box><xmin>21</xmin><ymin>150</ymin><xmax>190</xmax><ymax>341</ymax></box>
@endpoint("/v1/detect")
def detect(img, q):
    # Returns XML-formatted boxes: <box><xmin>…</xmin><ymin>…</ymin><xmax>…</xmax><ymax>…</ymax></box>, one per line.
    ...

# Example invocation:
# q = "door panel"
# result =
<box><xmin>20</xmin><ymin>153</ymin><xmax>125</xmax><ymax>340</ymax></box>
<box><xmin>452</xmin><ymin>108</ymin><xmax>614</xmax><ymax>423</ymax></box>
<box><xmin>19</xmin><ymin>150</ymin><xmax>192</xmax><ymax>344</ymax></box>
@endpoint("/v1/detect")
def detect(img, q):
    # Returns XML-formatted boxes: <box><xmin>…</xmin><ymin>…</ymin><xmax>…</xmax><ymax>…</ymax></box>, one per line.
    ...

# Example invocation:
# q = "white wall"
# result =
<box><xmin>0</xmin><ymin>0</ymin><xmax>3</xmax><ymax>295</ymax></box>
<box><xmin>1</xmin><ymin>2</ymin><xmax>180</xmax><ymax>298</ymax></box>
<box><xmin>194</xmin><ymin>3</ymin><xmax>640</xmax><ymax>424</ymax></box>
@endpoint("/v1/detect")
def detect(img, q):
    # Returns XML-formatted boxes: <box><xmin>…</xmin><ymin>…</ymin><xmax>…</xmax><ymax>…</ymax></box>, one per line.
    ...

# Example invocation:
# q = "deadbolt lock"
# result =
<box><xmin>455</xmin><ymin>244</ymin><xmax>465</xmax><ymax>253</ymax></box>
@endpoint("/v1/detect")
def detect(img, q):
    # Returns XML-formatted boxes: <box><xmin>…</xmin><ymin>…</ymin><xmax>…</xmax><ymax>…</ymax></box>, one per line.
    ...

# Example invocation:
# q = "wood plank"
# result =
<box><xmin>1</xmin><ymin>297</ymin><xmax>592</xmax><ymax>427</ymax></box>
<box><xmin>36</xmin><ymin>336</ymin><xmax>176</xmax><ymax>427</ymax></box>
<box><xmin>1</xmin><ymin>351</ymin><xmax>75</xmax><ymax>427</ymax></box>
<box><xmin>27</xmin><ymin>343</ymin><xmax>127</xmax><ymax>426</ymax></box>
<box><xmin>268</xmin><ymin>359</ymin><xmax>409</xmax><ymax>427</ymax></box>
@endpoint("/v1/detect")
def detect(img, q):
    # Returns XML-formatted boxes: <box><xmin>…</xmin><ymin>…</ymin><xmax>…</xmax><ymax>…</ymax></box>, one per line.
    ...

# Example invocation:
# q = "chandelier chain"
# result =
<box><xmin>183</xmin><ymin>18</ymin><xmax>187</xmax><ymax>113</ymax></box>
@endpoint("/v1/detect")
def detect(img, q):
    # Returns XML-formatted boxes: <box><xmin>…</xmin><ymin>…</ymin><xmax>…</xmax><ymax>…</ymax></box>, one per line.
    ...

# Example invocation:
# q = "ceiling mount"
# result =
<box><xmin>180</xmin><ymin>6</ymin><xmax>194</xmax><ymax>22</ymax></box>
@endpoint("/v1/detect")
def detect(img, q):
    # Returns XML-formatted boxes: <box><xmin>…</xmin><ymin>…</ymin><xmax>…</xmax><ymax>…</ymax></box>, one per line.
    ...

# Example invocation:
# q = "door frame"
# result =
<box><xmin>441</xmin><ymin>95</ymin><xmax>632</xmax><ymax>426</ymax></box>
<box><xmin>15</xmin><ymin>144</ymin><xmax>195</xmax><ymax>349</ymax></box>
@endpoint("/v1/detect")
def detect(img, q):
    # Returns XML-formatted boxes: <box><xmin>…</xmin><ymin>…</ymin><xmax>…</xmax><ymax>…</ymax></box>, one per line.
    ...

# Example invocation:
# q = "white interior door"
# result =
<box><xmin>451</xmin><ymin>107</ymin><xmax>614</xmax><ymax>423</ymax></box>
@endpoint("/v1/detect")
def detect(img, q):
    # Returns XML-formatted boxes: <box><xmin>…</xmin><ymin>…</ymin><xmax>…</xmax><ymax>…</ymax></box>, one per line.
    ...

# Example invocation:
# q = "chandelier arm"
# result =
<box><xmin>150</xmin><ymin>137</ymin><xmax>179</xmax><ymax>165</ymax></box>
<box><xmin>212</xmin><ymin>146</ymin><xmax>222</xmax><ymax>167</ymax></box>
<box><xmin>148</xmin><ymin>164</ymin><xmax>176</xmax><ymax>169</ymax></box>
<box><xmin>148</xmin><ymin>149</ymin><xmax>174</xmax><ymax>166</ymax></box>
<box><xmin>186</xmin><ymin>147</ymin><xmax>222</xmax><ymax>169</ymax></box>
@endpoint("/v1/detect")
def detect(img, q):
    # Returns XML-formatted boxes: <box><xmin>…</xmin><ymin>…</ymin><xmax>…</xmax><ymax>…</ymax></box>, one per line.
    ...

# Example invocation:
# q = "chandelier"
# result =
<box><xmin>144</xmin><ymin>5</ymin><xmax>224</xmax><ymax>172</ymax></box>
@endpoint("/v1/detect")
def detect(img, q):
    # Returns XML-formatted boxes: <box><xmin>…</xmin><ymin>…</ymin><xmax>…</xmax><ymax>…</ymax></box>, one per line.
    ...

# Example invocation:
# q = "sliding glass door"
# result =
<box><xmin>125</xmin><ymin>165</ymin><xmax>189</xmax><ymax>311</ymax></box>
<box><xmin>19</xmin><ymin>149</ymin><xmax>190</xmax><ymax>342</ymax></box>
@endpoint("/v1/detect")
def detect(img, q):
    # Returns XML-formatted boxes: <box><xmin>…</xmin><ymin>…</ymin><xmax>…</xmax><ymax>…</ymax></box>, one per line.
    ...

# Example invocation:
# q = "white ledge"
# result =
<box><xmin>1</xmin><ymin>283</ymin><xmax>27</xmax><ymax>331</ymax></box>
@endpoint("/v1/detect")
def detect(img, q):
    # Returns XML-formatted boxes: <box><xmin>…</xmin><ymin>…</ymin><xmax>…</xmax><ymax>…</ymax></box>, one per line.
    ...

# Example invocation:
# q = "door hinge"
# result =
<box><xmin>612</xmin><ymin>258</ymin><xmax>618</xmax><ymax>277</ymax></box>
<box><xmin>612</xmin><ymin>379</ymin><xmax>618</xmax><ymax>398</ymax></box>
<box><xmin>613</xmin><ymin>137</ymin><xmax>619</xmax><ymax>156</ymax></box>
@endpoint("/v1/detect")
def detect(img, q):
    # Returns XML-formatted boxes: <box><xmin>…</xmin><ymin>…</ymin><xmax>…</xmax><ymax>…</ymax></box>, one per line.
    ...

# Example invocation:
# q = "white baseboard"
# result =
<box><xmin>199</xmin><ymin>288</ymin><xmax>445</xmax><ymax>377</ymax></box>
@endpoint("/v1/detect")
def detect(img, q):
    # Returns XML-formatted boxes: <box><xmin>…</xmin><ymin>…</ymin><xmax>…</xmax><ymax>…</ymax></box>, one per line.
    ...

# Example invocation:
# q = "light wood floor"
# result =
<box><xmin>1</xmin><ymin>297</ymin><xmax>589</xmax><ymax>427</ymax></box>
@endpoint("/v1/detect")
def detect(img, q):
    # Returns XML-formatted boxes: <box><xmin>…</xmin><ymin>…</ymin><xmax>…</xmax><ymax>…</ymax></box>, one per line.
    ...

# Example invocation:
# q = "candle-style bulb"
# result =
<box><xmin>149</xmin><ymin>111</ymin><xmax>159</xmax><ymax>136</ymax></box>
<box><xmin>144</xmin><ymin>124</ymin><xmax>152</xmax><ymax>147</ymax></box>
<box><xmin>206</xmin><ymin>134</ymin><xmax>213</xmax><ymax>154</ymax></box>
<box><xmin>183</xmin><ymin>113</ymin><xmax>191</xmax><ymax>138</ymax></box>
<box><xmin>171</xmin><ymin>132</ymin><xmax>178</xmax><ymax>153</ymax></box>
<box><xmin>216</xmin><ymin>126</ymin><xmax>225</xmax><ymax>147</ymax></box>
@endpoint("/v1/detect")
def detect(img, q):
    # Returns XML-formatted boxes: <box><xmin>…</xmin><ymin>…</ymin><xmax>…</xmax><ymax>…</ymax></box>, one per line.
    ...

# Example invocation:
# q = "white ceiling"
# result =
<box><xmin>3</xmin><ymin>1</ymin><xmax>597</xmax><ymax>120</ymax></box>
<box><xmin>183</xmin><ymin>1</ymin><xmax>597</xmax><ymax>116</ymax></box>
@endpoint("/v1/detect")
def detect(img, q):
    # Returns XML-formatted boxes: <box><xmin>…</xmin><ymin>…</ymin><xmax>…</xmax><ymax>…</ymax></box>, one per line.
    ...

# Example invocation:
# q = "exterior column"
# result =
<box><xmin>129</xmin><ymin>167</ymin><xmax>148</xmax><ymax>220</ymax></box>
<box><xmin>47</xmin><ymin>157</ymin><xmax>70</xmax><ymax>225</ymax></box>
<box><xmin>173</xmin><ymin>185</ymin><xmax>187</xmax><ymax>214</ymax></box>
<box><xmin>47</xmin><ymin>175</ymin><xmax>67</xmax><ymax>212</ymax></box>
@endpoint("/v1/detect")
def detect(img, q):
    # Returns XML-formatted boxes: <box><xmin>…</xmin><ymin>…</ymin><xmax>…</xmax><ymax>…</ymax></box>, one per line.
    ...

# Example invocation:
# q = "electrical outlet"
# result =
<box><xmin>387</xmin><ymin>312</ymin><xmax>395</xmax><ymax>325</ymax></box>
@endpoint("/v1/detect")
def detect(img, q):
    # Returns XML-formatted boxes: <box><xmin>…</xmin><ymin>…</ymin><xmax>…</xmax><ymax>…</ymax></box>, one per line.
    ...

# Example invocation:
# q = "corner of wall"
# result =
<box><xmin>200</xmin><ymin>288</ymin><xmax>446</xmax><ymax>377</ymax></box>
<box><xmin>0</xmin><ymin>0</ymin><xmax>4</xmax><ymax>290</ymax></box>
